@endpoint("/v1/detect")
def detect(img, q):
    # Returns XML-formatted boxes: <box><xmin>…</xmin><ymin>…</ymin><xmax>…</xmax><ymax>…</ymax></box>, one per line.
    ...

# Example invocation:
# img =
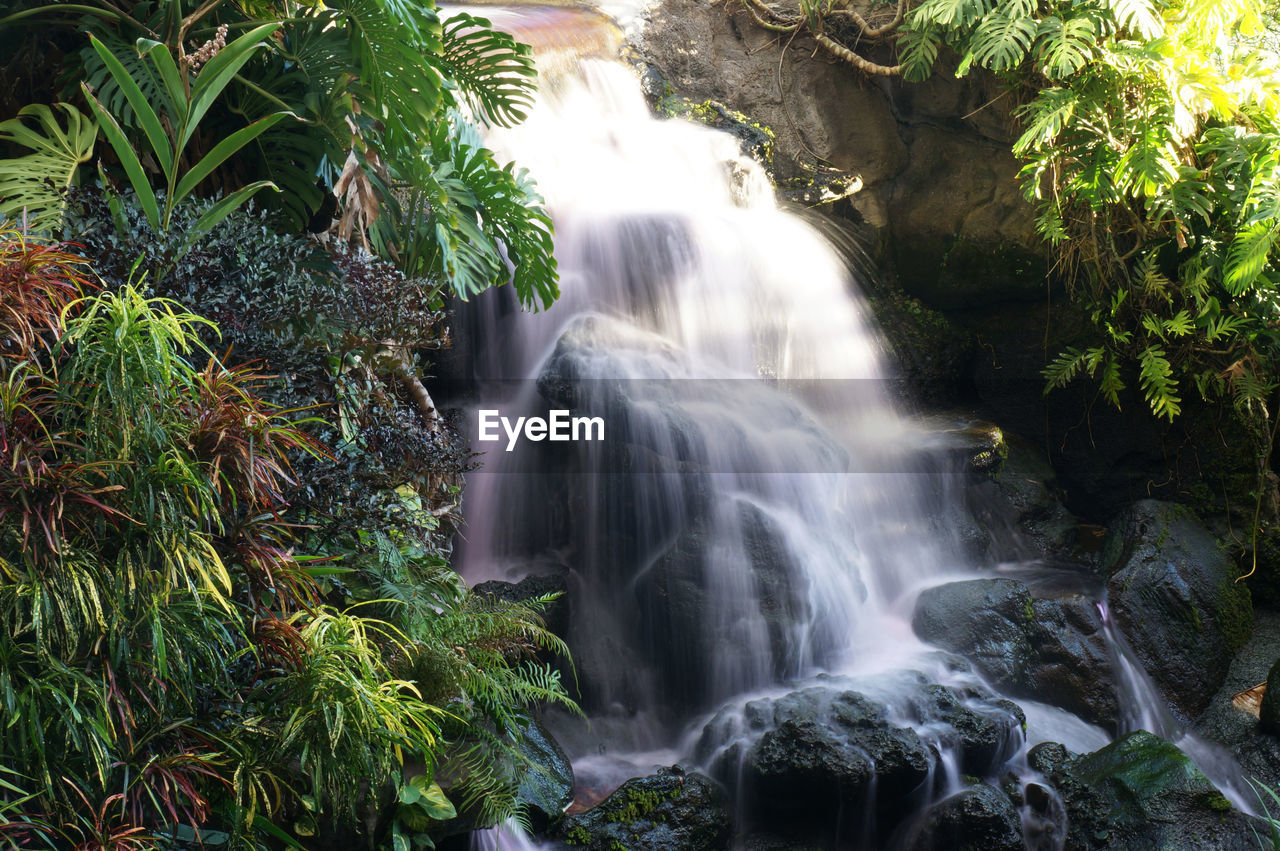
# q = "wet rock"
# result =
<box><xmin>515</xmin><ymin>716</ymin><xmax>574</xmax><ymax>828</ymax></box>
<box><xmin>913</xmin><ymin>579</ymin><xmax>1119</xmax><ymax>727</ymax></box>
<box><xmin>1192</xmin><ymin>609</ymin><xmax>1280</xmax><ymax>794</ymax></box>
<box><xmin>866</xmin><ymin>285</ymin><xmax>973</xmax><ymax>405</ymax></box>
<box><xmin>906</xmin><ymin>783</ymin><xmax>1023</xmax><ymax>851</ymax></box>
<box><xmin>1028</xmin><ymin>594</ymin><xmax>1119</xmax><ymax>727</ymax></box>
<box><xmin>695</xmin><ymin>679</ymin><xmax>1023</xmax><ymax>843</ymax></box>
<box><xmin>906</xmin><ymin>684</ymin><xmax>1025</xmax><ymax>775</ymax></box>
<box><xmin>1261</xmin><ymin>659</ymin><xmax>1280</xmax><ymax>735</ymax></box>
<box><xmin>912</xmin><ymin>579</ymin><xmax>1034</xmax><ymax>693</ymax></box>
<box><xmin>696</xmin><ymin>685</ymin><xmax>935</xmax><ymax>827</ymax></box>
<box><xmin>1049</xmin><ymin>730</ymin><xmax>1259</xmax><ymax>850</ymax></box>
<box><xmin>1026</xmin><ymin>741</ymin><xmax>1073</xmax><ymax>777</ymax></box>
<box><xmin>965</xmin><ymin>438</ymin><xmax>1079</xmax><ymax>558</ymax></box>
<box><xmin>634</xmin><ymin>500</ymin><xmax>817</xmax><ymax>713</ymax></box>
<box><xmin>1101</xmin><ymin>500</ymin><xmax>1253</xmax><ymax>717</ymax></box>
<box><xmin>732</xmin><ymin>687</ymin><xmax>932</xmax><ymax>822</ymax></box>
<box><xmin>552</xmin><ymin>767</ymin><xmax>729</xmax><ymax>850</ymax></box>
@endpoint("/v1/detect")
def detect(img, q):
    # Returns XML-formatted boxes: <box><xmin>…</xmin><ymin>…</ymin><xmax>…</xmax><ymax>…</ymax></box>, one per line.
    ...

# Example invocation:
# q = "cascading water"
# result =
<box><xmin>457</xmin><ymin>12</ymin><xmax>966</xmax><ymax>728</ymax></box>
<box><xmin>452</xmin><ymin>7</ymin><xmax>1254</xmax><ymax>847</ymax></box>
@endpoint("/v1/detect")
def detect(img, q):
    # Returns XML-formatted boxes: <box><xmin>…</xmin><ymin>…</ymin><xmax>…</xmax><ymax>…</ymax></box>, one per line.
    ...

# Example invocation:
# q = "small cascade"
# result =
<box><xmin>1098</xmin><ymin>598</ymin><xmax>1255</xmax><ymax>812</ymax></box>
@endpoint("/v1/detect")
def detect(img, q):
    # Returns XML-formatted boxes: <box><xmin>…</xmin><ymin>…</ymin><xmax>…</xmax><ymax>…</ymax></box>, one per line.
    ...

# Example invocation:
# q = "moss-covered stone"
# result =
<box><xmin>867</xmin><ymin>282</ymin><xmax>973</xmax><ymax>403</ymax></box>
<box><xmin>1101</xmin><ymin>500</ymin><xmax>1253</xmax><ymax>717</ymax></box>
<box><xmin>551</xmin><ymin>767</ymin><xmax>728</xmax><ymax>851</ymax></box>
<box><xmin>654</xmin><ymin>94</ymin><xmax>775</xmax><ymax>172</ymax></box>
<box><xmin>1048</xmin><ymin>730</ymin><xmax>1260</xmax><ymax>849</ymax></box>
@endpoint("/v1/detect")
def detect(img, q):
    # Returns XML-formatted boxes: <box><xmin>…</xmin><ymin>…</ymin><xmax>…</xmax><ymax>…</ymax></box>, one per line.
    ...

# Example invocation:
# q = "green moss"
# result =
<box><xmin>565</xmin><ymin>824</ymin><xmax>591</xmax><ymax>846</ymax></box>
<box><xmin>605</xmin><ymin>785</ymin><xmax>680</xmax><ymax>825</ymax></box>
<box><xmin>655</xmin><ymin>96</ymin><xmax>775</xmax><ymax>169</ymax></box>
<box><xmin>1205</xmin><ymin>793</ymin><xmax>1232</xmax><ymax>812</ymax></box>
<box><xmin>1213</xmin><ymin>579</ymin><xmax>1253</xmax><ymax>653</ymax></box>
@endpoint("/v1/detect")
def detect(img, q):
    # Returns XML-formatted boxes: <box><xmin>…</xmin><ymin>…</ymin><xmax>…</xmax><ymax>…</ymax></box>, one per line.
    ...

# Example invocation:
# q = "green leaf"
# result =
<box><xmin>898</xmin><ymin>26</ymin><xmax>941</xmax><ymax>82</ymax></box>
<box><xmin>135</xmin><ymin>37</ymin><xmax>188</xmax><ymax>111</ymax></box>
<box><xmin>0</xmin><ymin>103</ymin><xmax>97</xmax><ymax>234</ymax></box>
<box><xmin>415</xmin><ymin>778</ymin><xmax>457</xmax><ymax>820</ymax></box>
<box><xmin>175</xmin><ymin>113</ymin><xmax>288</xmax><ymax>200</ymax></box>
<box><xmin>970</xmin><ymin>9</ymin><xmax>1037</xmax><ymax>71</ymax></box>
<box><xmin>185</xmin><ymin>24</ymin><xmax>282</xmax><ymax>151</ymax></box>
<box><xmin>86</xmin><ymin>33</ymin><xmax>174</xmax><ymax>176</ymax></box>
<box><xmin>1106</xmin><ymin>0</ymin><xmax>1164</xmax><ymax>38</ymax></box>
<box><xmin>1224</xmin><ymin>221</ymin><xmax>1279</xmax><ymax>295</ymax></box>
<box><xmin>190</xmin><ymin>181</ymin><xmax>279</xmax><ymax>241</ymax></box>
<box><xmin>1034</xmin><ymin>16</ymin><xmax>1095</xmax><ymax>79</ymax></box>
<box><xmin>80</xmin><ymin>84</ymin><xmax>161</xmax><ymax>230</ymax></box>
<box><xmin>1139</xmin><ymin>346</ymin><xmax>1181</xmax><ymax>420</ymax></box>
<box><xmin>437</xmin><ymin>12</ymin><xmax>538</xmax><ymax>128</ymax></box>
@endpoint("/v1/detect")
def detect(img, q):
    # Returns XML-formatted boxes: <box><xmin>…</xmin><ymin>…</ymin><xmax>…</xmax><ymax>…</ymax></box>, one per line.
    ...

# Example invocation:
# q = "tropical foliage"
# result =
<box><xmin>0</xmin><ymin>216</ymin><xmax>573</xmax><ymax>850</ymax></box>
<box><xmin>740</xmin><ymin>0</ymin><xmax>1280</xmax><ymax>488</ymax></box>
<box><xmin>0</xmin><ymin>0</ymin><xmax>558</xmax><ymax>308</ymax></box>
<box><xmin>0</xmin><ymin>0</ymin><xmax>574</xmax><ymax>846</ymax></box>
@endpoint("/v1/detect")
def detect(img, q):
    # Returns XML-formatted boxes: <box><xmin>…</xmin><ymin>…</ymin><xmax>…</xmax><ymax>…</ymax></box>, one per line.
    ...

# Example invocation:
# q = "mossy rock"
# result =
<box><xmin>867</xmin><ymin>283</ymin><xmax>973</xmax><ymax>404</ymax></box>
<box><xmin>552</xmin><ymin>767</ymin><xmax>729</xmax><ymax>850</ymax></box>
<box><xmin>654</xmin><ymin>93</ymin><xmax>775</xmax><ymax>172</ymax></box>
<box><xmin>1101</xmin><ymin>500</ymin><xmax>1253</xmax><ymax>717</ymax></box>
<box><xmin>1049</xmin><ymin>730</ymin><xmax>1260</xmax><ymax>849</ymax></box>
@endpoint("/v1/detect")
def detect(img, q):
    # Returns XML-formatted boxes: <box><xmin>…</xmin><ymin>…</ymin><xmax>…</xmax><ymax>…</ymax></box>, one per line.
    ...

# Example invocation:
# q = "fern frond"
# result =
<box><xmin>1043</xmin><ymin>346</ymin><xmax>1091</xmax><ymax>390</ymax></box>
<box><xmin>1139</xmin><ymin>345</ymin><xmax>1181</xmax><ymax>419</ymax></box>
<box><xmin>1224</xmin><ymin>220</ymin><xmax>1279</xmax><ymax>295</ymax></box>
<box><xmin>1099</xmin><ymin>354</ymin><xmax>1125</xmax><ymax>407</ymax></box>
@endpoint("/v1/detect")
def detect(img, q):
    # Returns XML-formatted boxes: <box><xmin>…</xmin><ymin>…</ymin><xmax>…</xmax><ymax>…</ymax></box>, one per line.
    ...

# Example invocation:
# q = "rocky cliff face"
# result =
<box><xmin>636</xmin><ymin>0</ymin><xmax>1043</xmax><ymax>298</ymax></box>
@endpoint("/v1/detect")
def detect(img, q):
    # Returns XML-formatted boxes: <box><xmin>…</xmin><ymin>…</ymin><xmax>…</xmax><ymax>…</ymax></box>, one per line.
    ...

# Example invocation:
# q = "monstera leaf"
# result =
<box><xmin>0</xmin><ymin>104</ymin><xmax>97</xmax><ymax>235</ymax></box>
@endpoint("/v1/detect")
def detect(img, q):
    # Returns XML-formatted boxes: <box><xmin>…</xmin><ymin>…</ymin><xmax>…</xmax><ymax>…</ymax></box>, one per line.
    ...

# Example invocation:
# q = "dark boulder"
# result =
<box><xmin>1262</xmin><ymin>658</ymin><xmax>1280</xmax><ymax>735</ymax></box>
<box><xmin>906</xmin><ymin>783</ymin><xmax>1024</xmax><ymax>851</ymax></box>
<box><xmin>516</xmin><ymin>716</ymin><xmax>574</xmax><ymax>828</ymax></box>
<box><xmin>983</xmin><ymin>438</ymin><xmax>1079</xmax><ymax>556</ymax></box>
<box><xmin>1027</xmin><ymin>594</ymin><xmax>1119</xmax><ymax>727</ymax></box>
<box><xmin>552</xmin><ymin>767</ymin><xmax>729</xmax><ymax>850</ymax></box>
<box><xmin>1192</xmin><ymin>610</ymin><xmax>1280</xmax><ymax>790</ymax></box>
<box><xmin>1101</xmin><ymin>500</ymin><xmax>1253</xmax><ymax>717</ymax></box>
<box><xmin>912</xmin><ymin>578</ymin><xmax>1118</xmax><ymax>726</ymax></box>
<box><xmin>912</xmin><ymin>579</ymin><xmax>1034</xmax><ymax>693</ymax></box>
<box><xmin>1049</xmin><ymin>730</ymin><xmax>1259</xmax><ymax>849</ymax></box>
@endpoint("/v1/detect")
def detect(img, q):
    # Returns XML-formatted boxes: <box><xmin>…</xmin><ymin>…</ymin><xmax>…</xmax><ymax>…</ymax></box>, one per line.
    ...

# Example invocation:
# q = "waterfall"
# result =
<box><xmin>455</xmin><ymin>22</ymin><xmax>966</xmax><ymax>727</ymax></box>
<box><xmin>446</xmin><ymin>5</ymin><xmax>1255</xmax><ymax>845</ymax></box>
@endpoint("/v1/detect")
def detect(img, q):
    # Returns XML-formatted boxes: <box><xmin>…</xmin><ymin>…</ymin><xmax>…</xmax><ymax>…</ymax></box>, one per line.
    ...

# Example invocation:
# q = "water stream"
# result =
<box><xmin>451</xmin><ymin>7</ymin><xmax>1251</xmax><ymax>846</ymax></box>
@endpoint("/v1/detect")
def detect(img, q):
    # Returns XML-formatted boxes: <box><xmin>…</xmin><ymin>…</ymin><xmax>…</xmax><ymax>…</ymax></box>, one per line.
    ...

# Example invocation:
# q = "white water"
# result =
<box><xmin>452</xmin><ymin>11</ymin><xmax>1253</xmax><ymax>847</ymax></box>
<box><xmin>457</xmin><ymin>44</ymin><xmax>971</xmax><ymax>717</ymax></box>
